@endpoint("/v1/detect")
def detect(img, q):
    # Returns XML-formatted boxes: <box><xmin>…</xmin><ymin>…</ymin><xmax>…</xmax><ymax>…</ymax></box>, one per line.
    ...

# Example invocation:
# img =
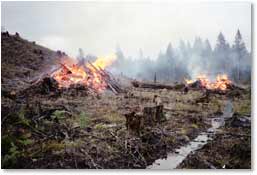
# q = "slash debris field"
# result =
<box><xmin>1</xmin><ymin>33</ymin><xmax>251</xmax><ymax>169</ymax></box>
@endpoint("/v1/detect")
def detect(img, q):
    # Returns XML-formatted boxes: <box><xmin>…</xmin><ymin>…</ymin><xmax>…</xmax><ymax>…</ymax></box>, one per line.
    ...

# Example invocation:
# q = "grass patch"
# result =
<box><xmin>191</xmin><ymin>124</ymin><xmax>199</xmax><ymax>129</ymax></box>
<box><xmin>79</xmin><ymin>112</ymin><xmax>90</xmax><ymax>128</ymax></box>
<box><xmin>51</xmin><ymin>110</ymin><xmax>67</xmax><ymax>121</ymax></box>
<box><xmin>102</xmin><ymin>112</ymin><xmax>124</xmax><ymax>124</ymax></box>
<box><xmin>94</xmin><ymin>123</ymin><xmax>107</xmax><ymax>131</ymax></box>
<box><xmin>42</xmin><ymin>140</ymin><xmax>65</xmax><ymax>153</ymax></box>
<box><xmin>233</xmin><ymin>100</ymin><xmax>251</xmax><ymax>115</ymax></box>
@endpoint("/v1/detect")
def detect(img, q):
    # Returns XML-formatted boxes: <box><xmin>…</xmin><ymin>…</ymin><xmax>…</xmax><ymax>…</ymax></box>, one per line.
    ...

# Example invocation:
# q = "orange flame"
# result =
<box><xmin>91</xmin><ymin>54</ymin><xmax>117</xmax><ymax>69</ymax></box>
<box><xmin>185</xmin><ymin>79</ymin><xmax>194</xmax><ymax>85</ymax></box>
<box><xmin>185</xmin><ymin>74</ymin><xmax>232</xmax><ymax>91</ymax></box>
<box><xmin>52</xmin><ymin>54</ymin><xmax>117</xmax><ymax>92</ymax></box>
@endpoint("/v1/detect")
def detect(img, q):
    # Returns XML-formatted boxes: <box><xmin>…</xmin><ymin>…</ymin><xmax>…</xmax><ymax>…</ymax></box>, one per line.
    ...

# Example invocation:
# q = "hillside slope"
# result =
<box><xmin>1</xmin><ymin>32</ymin><xmax>59</xmax><ymax>91</ymax></box>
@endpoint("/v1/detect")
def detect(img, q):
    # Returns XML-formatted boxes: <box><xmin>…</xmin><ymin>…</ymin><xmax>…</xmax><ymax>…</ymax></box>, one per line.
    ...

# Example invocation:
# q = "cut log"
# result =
<box><xmin>132</xmin><ymin>81</ymin><xmax>185</xmax><ymax>90</ymax></box>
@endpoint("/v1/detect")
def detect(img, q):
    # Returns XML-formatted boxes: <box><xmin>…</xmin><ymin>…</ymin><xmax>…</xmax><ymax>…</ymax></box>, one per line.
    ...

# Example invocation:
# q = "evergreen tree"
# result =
<box><xmin>203</xmin><ymin>39</ymin><xmax>212</xmax><ymax>54</ymax></box>
<box><xmin>193</xmin><ymin>37</ymin><xmax>204</xmax><ymax>54</ymax></box>
<box><xmin>232</xmin><ymin>29</ymin><xmax>249</xmax><ymax>82</ymax></box>
<box><xmin>155</xmin><ymin>44</ymin><xmax>174</xmax><ymax>81</ymax></box>
<box><xmin>213</xmin><ymin>32</ymin><xmax>231</xmax><ymax>73</ymax></box>
<box><xmin>179</xmin><ymin>40</ymin><xmax>188</xmax><ymax>60</ymax></box>
<box><xmin>186</xmin><ymin>41</ymin><xmax>192</xmax><ymax>53</ymax></box>
<box><xmin>166</xmin><ymin>42</ymin><xmax>174</xmax><ymax>59</ymax></box>
<box><xmin>176</xmin><ymin>40</ymin><xmax>190</xmax><ymax>80</ymax></box>
<box><xmin>166</xmin><ymin>43</ymin><xmax>175</xmax><ymax>80</ymax></box>
<box><xmin>202</xmin><ymin>39</ymin><xmax>212</xmax><ymax>69</ymax></box>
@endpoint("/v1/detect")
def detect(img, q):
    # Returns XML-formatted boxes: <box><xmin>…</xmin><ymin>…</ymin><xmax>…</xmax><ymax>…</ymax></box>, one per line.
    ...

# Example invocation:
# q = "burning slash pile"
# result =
<box><xmin>185</xmin><ymin>74</ymin><xmax>234</xmax><ymax>92</ymax></box>
<box><xmin>28</xmin><ymin>54</ymin><xmax>123</xmax><ymax>96</ymax></box>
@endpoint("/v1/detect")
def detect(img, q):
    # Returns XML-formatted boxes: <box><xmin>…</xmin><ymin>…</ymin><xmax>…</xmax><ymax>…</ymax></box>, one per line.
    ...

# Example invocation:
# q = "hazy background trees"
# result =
<box><xmin>78</xmin><ymin>30</ymin><xmax>251</xmax><ymax>84</ymax></box>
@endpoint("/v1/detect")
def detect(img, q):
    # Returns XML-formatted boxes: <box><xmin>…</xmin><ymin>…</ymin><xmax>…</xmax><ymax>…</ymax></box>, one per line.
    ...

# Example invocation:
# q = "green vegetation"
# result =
<box><xmin>79</xmin><ymin>112</ymin><xmax>90</xmax><ymax>128</ymax></box>
<box><xmin>52</xmin><ymin>110</ymin><xmax>67</xmax><ymax>121</ymax></box>
<box><xmin>102</xmin><ymin>112</ymin><xmax>124</xmax><ymax>124</ymax></box>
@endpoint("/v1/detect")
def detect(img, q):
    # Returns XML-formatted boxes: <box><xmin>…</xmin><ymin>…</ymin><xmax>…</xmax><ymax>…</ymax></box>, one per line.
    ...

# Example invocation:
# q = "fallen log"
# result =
<box><xmin>131</xmin><ymin>81</ymin><xmax>185</xmax><ymax>90</ymax></box>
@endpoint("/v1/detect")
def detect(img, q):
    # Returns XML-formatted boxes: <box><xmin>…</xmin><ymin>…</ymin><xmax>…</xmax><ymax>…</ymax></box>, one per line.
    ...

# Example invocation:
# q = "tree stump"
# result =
<box><xmin>143</xmin><ymin>105</ymin><xmax>164</xmax><ymax>125</ymax></box>
<box><xmin>124</xmin><ymin>112</ymin><xmax>144</xmax><ymax>136</ymax></box>
<box><xmin>124</xmin><ymin>105</ymin><xmax>165</xmax><ymax>135</ymax></box>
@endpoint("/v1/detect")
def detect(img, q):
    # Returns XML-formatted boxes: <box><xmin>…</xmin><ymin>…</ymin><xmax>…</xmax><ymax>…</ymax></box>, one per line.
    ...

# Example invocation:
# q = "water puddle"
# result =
<box><xmin>148</xmin><ymin>100</ymin><xmax>233</xmax><ymax>169</ymax></box>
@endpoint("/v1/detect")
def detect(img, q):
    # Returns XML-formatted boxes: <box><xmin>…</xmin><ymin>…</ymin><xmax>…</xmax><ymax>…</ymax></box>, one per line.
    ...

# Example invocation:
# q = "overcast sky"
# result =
<box><xmin>1</xmin><ymin>2</ymin><xmax>251</xmax><ymax>58</ymax></box>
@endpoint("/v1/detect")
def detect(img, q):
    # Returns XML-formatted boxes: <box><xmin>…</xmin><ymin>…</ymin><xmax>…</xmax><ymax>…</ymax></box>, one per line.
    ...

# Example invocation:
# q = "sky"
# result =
<box><xmin>1</xmin><ymin>2</ymin><xmax>252</xmax><ymax>58</ymax></box>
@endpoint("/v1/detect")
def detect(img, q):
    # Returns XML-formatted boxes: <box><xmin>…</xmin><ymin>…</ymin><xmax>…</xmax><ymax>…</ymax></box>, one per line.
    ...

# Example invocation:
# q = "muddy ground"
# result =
<box><xmin>178</xmin><ymin>112</ymin><xmax>251</xmax><ymax>169</ymax></box>
<box><xmin>1</xmin><ymin>33</ymin><xmax>251</xmax><ymax>169</ymax></box>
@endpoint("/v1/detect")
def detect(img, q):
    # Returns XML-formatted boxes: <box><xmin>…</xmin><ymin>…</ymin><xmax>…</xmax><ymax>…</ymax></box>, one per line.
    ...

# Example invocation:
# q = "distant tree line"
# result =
<box><xmin>79</xmin><ymin>30</ymin><xmax>251</xmax><ymax>84</ymax></box>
